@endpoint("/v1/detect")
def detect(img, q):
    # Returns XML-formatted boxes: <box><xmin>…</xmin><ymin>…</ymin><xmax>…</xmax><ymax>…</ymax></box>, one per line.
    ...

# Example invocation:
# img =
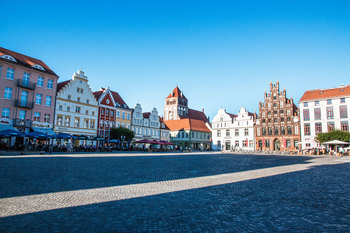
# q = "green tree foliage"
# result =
<box><xmin>110</xmin><ymin>127</ymin><xmax>135</xmax><ymax>141</ymax></box>
<box><xmin>315</xmin><ymin>130</ymin><xmax>350</xmax><ymax>144</ymax></box>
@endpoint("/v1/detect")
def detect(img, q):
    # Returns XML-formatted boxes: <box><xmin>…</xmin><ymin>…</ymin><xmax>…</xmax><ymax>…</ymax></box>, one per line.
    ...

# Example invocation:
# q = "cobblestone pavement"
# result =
<box><xmin>0</xmin><ymin>153</ymin><xmax>349</xmax><ymax>232</ymax></box>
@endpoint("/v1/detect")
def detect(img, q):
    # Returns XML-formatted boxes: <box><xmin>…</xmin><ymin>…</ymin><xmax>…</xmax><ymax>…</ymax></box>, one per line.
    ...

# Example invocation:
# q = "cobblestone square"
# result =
<box><xmin>0</xmin><ymin>152</ymin><xmax>349</xmax><ymax>232</ymax></box>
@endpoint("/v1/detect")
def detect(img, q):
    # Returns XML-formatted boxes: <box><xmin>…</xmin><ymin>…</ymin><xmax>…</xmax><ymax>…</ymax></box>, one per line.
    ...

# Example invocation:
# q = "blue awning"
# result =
<box><xmin>32</xmin><ymin>127</ymin><xmax>56</xmax><ymax>135</ymax></box>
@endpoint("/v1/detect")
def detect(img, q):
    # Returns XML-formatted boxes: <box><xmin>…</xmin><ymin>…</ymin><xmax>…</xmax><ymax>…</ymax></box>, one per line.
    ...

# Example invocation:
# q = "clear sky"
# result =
<box><xmin>1</xmin><ymin>0</ymin><xmax>350</xmax><ymax>120</ymax></box>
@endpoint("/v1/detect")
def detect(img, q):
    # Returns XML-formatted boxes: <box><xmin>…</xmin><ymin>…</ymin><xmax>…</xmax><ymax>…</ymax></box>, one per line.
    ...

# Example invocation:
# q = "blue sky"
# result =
<box><xmin>1</xmin><ymin>0</ymin><xmax>350</xmax><ymax>119</ymax></box>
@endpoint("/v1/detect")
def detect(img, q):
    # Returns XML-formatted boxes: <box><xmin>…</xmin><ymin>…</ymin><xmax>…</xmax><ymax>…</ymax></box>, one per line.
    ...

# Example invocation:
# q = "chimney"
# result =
<box><xmin>202</xmin><ymin>108</ymin><xmax>204</xmax><ymax>113</ymax></box>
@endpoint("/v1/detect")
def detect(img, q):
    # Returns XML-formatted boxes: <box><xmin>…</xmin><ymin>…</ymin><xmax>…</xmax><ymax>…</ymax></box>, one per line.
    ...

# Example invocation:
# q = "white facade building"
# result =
<box><xmin>299</xmin><ymin>85</ymin><xmax>350</xmax><ymax>149</ymax></box>
<box><xmin>131</xmin><ymin>103</ymin><xmax>161</xmax><ymax>141</ymax></box>
<box><xmin>54</xmin><ymin>70</ymin><xmax>98</xmax><ymax>140</ymax></box>
<box><xmin>212</xmin><ymin>107</ymin><xmax>255</xmax><ymax>151</ymax></box>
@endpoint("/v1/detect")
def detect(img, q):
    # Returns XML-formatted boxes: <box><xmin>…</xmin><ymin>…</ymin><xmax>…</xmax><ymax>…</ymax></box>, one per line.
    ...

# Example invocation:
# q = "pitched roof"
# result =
<box><xmin>183</xmin><ymin>108</ymin><xmax>209</xmax><ymax>123</ymax></box>
<box><xmin>0</xmin><ymin>47</ymin><xmax>58</xmax><ymax>77</ymax></box>
<box><xmin>143</xmin><ymin>112</ymin><xmax>151</xmax><ymax>119</ymax></box>
<box><xmin>93</xmin><ymin>90</ymin><xmax>104</xmax><ymax>101</ymax></box>
<box><xmin>227</xmin><ymin>113</ymin><xmax>238</xmax><ymax>118</ymax></box>
<box><xmin>167</xmin><ymin>86</ymin><xmax>187</xmax><ymax>99</ymax></box>
<box><xmin>300</xmin><ymin>85</ymin><xmax>350</xmax><ymax>102</ymax></box>
<box><xmin>159</xmin><ymin>117</ymin><xmax>170</xmax><ymax>130</ymax></box>
<box><xmin>57</xmin><ymin>80</ymin><xmax>71</xmax><ymax>92</ymax></box>
<box><xmin>110</xmin><ymin>90</ymin><xmax>129</xmax><ymax>108</ymax></box>
<box><xmin>164</xmin><ymin>119</ymin><xmax>211</xmax><ymax>133</ymax></box>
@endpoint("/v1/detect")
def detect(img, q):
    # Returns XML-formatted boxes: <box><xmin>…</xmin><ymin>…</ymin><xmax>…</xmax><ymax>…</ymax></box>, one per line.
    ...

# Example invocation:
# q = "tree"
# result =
<box><xmin>110</xmin><ymin>127</ymin><xmax>135</xmax><ymax>142</ymax></box>
<box><xmin>315</xmin><ymin>130</ymin><xmax>350</xmax><ymax>144</ymax></box>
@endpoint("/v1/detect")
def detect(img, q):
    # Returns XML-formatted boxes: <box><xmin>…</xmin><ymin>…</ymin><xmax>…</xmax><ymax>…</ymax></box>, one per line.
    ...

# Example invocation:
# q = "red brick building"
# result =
<box><xmin>93</xmin><ymin>88</ymin><xmax>117</xmax><ymax>139</ymax></box>
<box><xmin>255</xmin><ymin>82</ymin><xmax>300</xmax><ymax>151</ymax></box>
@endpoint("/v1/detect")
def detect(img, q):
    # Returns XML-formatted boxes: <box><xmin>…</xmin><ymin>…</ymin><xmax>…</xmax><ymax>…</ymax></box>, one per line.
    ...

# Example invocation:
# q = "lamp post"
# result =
<box><xmin>121</xmin><ymin>135</ymin><xmax>125</xmax><ymax>150</ymax></box>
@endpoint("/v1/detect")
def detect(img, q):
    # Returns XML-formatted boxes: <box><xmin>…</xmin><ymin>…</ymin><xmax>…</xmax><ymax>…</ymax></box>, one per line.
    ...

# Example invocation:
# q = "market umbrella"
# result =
<box><xmin>323</xmin><ymin>140</ymin><xmax>350</xmax><ymax>145</ymax></box>
<box><xmin>134</xmin><ymin>139</ymin><xmax>152</xmax><ymax>144</ymax></box>
<box><xmin>0</xmin><ymin>129</ymin><xmax>25</xmax><ymax>137</ymax></box>
<box><xmin>26</xmin><ymin>131</ymin><xmax>47</xmax><ymax>138</ymax></box>
<box><xmin>109</xmin><ymin>139</ymin><xmax>120</xmax><ymax>143</ymax></box>
<box><xmin>55</xmin><ymin>133</ymin><xmax>74</xmax><ymax>139</ymax></box>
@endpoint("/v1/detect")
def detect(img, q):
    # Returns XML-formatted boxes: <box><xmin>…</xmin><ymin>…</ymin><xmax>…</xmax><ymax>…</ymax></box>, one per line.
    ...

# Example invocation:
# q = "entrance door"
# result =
<box><xmin>274</xmin><ymin>139</ymin><xmax>280</xmax><ymax>151</ymax></box>
<box><xmin>225</xmin><ymin>141</ymin><xmax>231</xmax><ymax>151</ymax></box>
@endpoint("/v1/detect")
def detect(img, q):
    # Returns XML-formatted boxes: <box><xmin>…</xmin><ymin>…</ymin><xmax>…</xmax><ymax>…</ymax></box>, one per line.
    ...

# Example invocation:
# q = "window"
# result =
<box><xmin>90</xmin><ymin>120</ymin><xmax>95</xmax><ymax>129</ymax></box>
<box><xmin>110</xmin><ymin>110</ymin><xmax>114</xmax><ymax>117</ymax></box>
<box><xmin>84</xmin><ymin>119</ymin><xmax>89</xmax><ymax>128</ymax></box>
<box><xmin>262</xmin><ymin>128</ymin><xmax>266</xmax><ymax>136</ymax></box>
<box><xmin>6</xmin><ymin>68</ymin><xmax>14</xmax><ymax>79</ymax></box>
<box><xmin>274</xmin><ymin>103</ymin><xmax>277</xmax><ymax>107</ymax></box>
<box><xmin>92</xmin><ymin>111</ymin><xmax>95</xmax><ymax>116</ymax></box>
<box><xmin>281</xmin><ymin>117</ymin><xmax>284</xmax><ymax>122</ymax></box>
<box><xmin>274</xmin><ymin>127</ymin><xmax>279</xmax><ymax>135</ymax></box>
<box><xmin>2</xmin><ymin>108</ymin><xmax>10</xmax><ymax>118</ymax></box>
<box><xmin>68</xmin><ymin>95</ymin><xmax>71</xmax><ymax>100</ymax></box>
<box><xmin>304</xmin><ymin>123</ymin><xmax>310</xmax><ymax>136</ymax></box>
<box><xmin>67</xmin><ymin>106</ymin><xmax>70</xmax><ymax>112</ymax></box>
<box><xmin>287</xmin><ymin>126</ymin><xmax>292</xmax><ymax>135</ymax></box>
<box><xmin>274</xmin><ymin>118</ymin><xmax>278</xmax><ymax>123</ymax></box>
<box><xmin>74</xmin><ymin>118</ymin><xmax>80</xmax><ymax>127</ymax></box>
<box><xmin>58</xmin><ymin>105</ymin><xmax>62</xmax><ymax>110</ymax></box>
<box><xmin>281</xmin><ymin>126</ymin><xmax>285</xmax><ymax>135</ymax></box>
<box><xmin>65</xmin><ymin>117</ymin><xmax>71</xmax><ymax>126</ymax></box>
<box><xmin>106</xmin><ymin>109</ymin><xmax>110</xmax><ymax>117</ymax></box>
<box><xmin>341</xmin><ymin>121</ymin><xmax>348</xmax><ymax>131</ymax></box>
<box><xmin>217</xmin><ymin>130</ymin><xmax>221</xmax><ymax>137</ymax></box>
<box><xmin>286</xmin><ymin>140</ymin><xmax>291</xmax><ymax>148</ymax></box>
<box><xmin>287</xmin><ymin>109</ymin><xmax>291</xmax><ymax>115</ymax></box>
<box><xmin>44</xmin><ymin>113</ymin><xmax>50</xmax><ymax>123</ymax></box>
<box><xmin>315</xmin><ymin>122</ymin><xmax>322</xmax><ymax>134</ymax></box>
<box><xmin>268</xmin><ymin>127</ymin><xmax>272</xmax><ymax>136</ymax></box>
<box><xmin>47</xmin><ymin>79</ymin><xmax>53</xmax><ymax>89</ymax></box>
<box><xmin>127</xmin><ymin>113</ymin><xmax>130</xmax><ymax>120</ymax></box>
<box><xmin>258</xmin><ymin>140</ymin><xmax>262</xmax><ymax>148</ymax></box>
<box><xmin>85</xmin><ymin>110</ymin><xmax>89</xmax><ymax>115</ymax></box>
<box><xmin>235</xmin><ymin>140</ymin><xmax>239</xmax><ymax>147</ymax></box>
<box><xmin>340</xmin><ymin>106</ymin><xmax>348</xmax><ymax>118</ymax></box>
<box><xmin>34</xmin><ymin>112</ymin><xmax>40</xmax><ymax>122</ymax></box>
<box><xmin>101</xmin><ymin>108</ymin><xmax>105</xmax><ymax>115</ymax></box>
<box><xmin>265</xmin><ymin>140</ymin><xmax>270</xmax><ymax>148</ymax></box>
<box><xmin>45</xmin><ymin>96</ymin><xmax>52</xmax><ymax>106</ymax></box>
<box><xmin>37</xmin><ymin>76</ymin><xmax>44</xmax><ymax>87</ymax></box>
<box><xmin>327</xmin><ymin>122</ymin><xmax>335</xmax><ymax>132</ymax></box>
<box><xmin>314</xmin><ymin>108</ymin><xmax>321</xmax><ymax>120</ymax></box>
<box><xmin>35</xmin><ymin>94</ymin><xmax>42</xmax><ymax>104</ymax></box>
<box><xmin>116</xmin><ymin>111</ymin><xmax>120</xmax><ymax>118</ymax></box>
<box><xmin>244</xmin><ymin>128</ymin><xmax>248</xmax><ymax>136</ymax></box>
<box><xmin>4</xmin><ymin>87</ymin><xmax>12</xmax><ymax>99</ymax></box>
<box><xmin>315</xmin><ymin>101</ymin><xmax>319</xmax><ymax>106</ymax></box>
<box><xmin>303</xmin><ymin>109</ymin><xmax>310</xmax><ymax>121</ymax></box>
<box><xmin>19</xmin><ymin>110</ymin><xmax>26</xmax><ymax>120</ymax></box>
<box><xmin>326</xmin><ymin>107</ymin><xmax>334</xmax><ymax>119</ymax></box>
<box><xmin>57</xmin><ymin>116</ymin><xmax>63</xmax><ymax>125</ymax></box>
<box><xmin>327</xmin><ymin>99</ymin><xmax>332</xmax><ymax>105</ymax></box>
<box><xmin>86</xmin><ymin>99</ymin><xmax>89</xmax><ymax>104</ymax></box>
<box><xmin>303</xmin><ymin>102</ymin><xmax>308</xmax><ymax>107</ymax></box>
<box><xmin>23</xmin><ymin>72</ymin><xmax>30</xmax><ymax>85</ymax></box>
<box><xmin>340</xmin><ymin>98</ymin><xmax>346</xmax><ymax>103</ymax></box>
<box><xmin>122</xmin><ymin>112</ymin><xmax>125</xmax><ymax>119</ymax></box>
<box><xmin>76</xmin><ymin>106</ymin><xmax>81</xmax><ymax>113</ymax></box>
<box><xmin>21</xmin><ymin>91</ymin><xmax>28</xmax><ymax>104</ymax></box>
<box><xmin>226</xmin><ymin>129</ymin><xmax>230</xmax><ymax>136</ymax></box>
<box><xmin>280</xmin><ymin>110</ymin><xmax>284</xmax><ymax>114</ymax></box>
<box><xmin>235</xmin><ymin>129</ymin><xmax>239</xmax><ymax>136</ymax></box>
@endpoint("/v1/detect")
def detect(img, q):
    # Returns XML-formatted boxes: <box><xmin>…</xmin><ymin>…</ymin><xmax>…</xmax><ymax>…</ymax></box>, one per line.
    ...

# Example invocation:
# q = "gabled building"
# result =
<box><xmin>212</xmin><ymin>107</ymin><xmax>255</xmax><ymax>151</ymax></box>
<box><xmin>131</xmin><ymin>104</ymin><xmax>161</xmax><ymax>141</ymax></box>
<box><xmin>299</xmin><ymin>85</ymin><xmax>350</xmax><ymax>149</ymax></box>
<box><xmin>54</xmin><ymin>70</ymin><xmax>98</xmax><ymax>141</ymax></box>
<box><xmin>111</xmin><ymin>90</ymin><xmax>132</xmax><ymax>129</ymax></box>
<box><xmin>0</xmin><ymin>47</ymin><xmax>59</xmax><ymax>136</ymax></box>
<box><xmin>93</xmin><ymin>88</ymin><xmax>117</xmax><ymax>139</ymax></box>
<box><xmin>159</xmin><ymin>117</ymin><xmax>170</xmax><ymax>141</ymax></box>
<box><xmin>255</xmin><ymin>81</ymin><xmax>300</xmax><ymax>151</ymax></box>
<box><xmin>164</xmin><ymin>86</ymin><xmax>211</xmax><ymax>150</ymax></box>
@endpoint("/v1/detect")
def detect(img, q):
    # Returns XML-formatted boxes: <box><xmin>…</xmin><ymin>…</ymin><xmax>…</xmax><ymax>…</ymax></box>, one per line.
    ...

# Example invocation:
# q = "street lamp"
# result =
<box><xmin>121</xmin><ymin>135</ymin><xmax>126</xmax><ymax>150</ymax></box>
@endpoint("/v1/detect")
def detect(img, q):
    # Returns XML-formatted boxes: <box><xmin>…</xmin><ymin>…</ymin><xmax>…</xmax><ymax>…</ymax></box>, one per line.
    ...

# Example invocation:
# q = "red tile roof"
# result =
<box><xmin>0</xmin><ymin>47</ymin><xmax>58</xmax><ymax>77</ymax></box>
<box><xmin>300</xmin><ymin>85</ymin><xmax>350</xmax><ymax>102</ymax></box>
<box><xmin>110</xmin><ymin>90</ymin><xmax>129</xmax><ymax>108</ymax></box>
<box><xmin>93</xmin><ymin>90</ymin><xmax>104</xmax><ymax>101</ymax></box>
<box><xmin>164</xmin><ymin>119</ymin><xmax>211</xmax><ymax>133</ymax></box>
<box><xmin>159</xmin><ymin>117</ymin><xmax>170</xmax><ymax>130</ymax></box>
<box><xmin>167</xmin><ymin>86</ymin><xmax>187</xmax><ymax>99</ymax></box>
<box><xmin>182</xmin><ymin>108</ymin><xmax>209</xmax><ymax>123</ymax></box>
<box><xmin>143</xmin><ymin>112</ymin><xmax>151</xmax><ymax>119</ymax></box>
<box><xmin>227</xmin><ymin>113</ymin><xmax>238</xmax><ymax>118</ymax></box>
<box><xmin>57</xmin><ymin>80</ymin><xmax>71</xmax><ymax>92</ymax></box>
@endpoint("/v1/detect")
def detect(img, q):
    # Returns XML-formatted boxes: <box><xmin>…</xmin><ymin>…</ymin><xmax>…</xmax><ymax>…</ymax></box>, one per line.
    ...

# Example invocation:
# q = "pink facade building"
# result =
<box><xmin>0</xmin><ymin>47</ymin><xmax>59</xmax><ymax>134</ymax></box>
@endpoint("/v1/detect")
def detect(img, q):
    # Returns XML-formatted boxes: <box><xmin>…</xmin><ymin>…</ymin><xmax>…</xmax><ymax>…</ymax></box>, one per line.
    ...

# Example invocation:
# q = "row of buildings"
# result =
<box><xmin>1</xmin><ymin>47</ymin><xmax>349</xmax><ymax>150</ymax></box>
<box><xmin>212</xmin><ymin>81</ymin><xmax>349</xmax><ymax>151</ymax></box>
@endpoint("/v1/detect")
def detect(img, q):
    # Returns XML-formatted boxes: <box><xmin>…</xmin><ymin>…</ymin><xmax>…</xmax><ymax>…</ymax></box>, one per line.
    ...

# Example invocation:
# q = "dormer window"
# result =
<box><xmin>1</xmin><ymin>55</ymin><xmax>17</xmax><ymax>62</ymax></box>
<box><xmin>32</xmin><ymin>64</ymin><xmax>45</xmax><ymax>71</ymax></box>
